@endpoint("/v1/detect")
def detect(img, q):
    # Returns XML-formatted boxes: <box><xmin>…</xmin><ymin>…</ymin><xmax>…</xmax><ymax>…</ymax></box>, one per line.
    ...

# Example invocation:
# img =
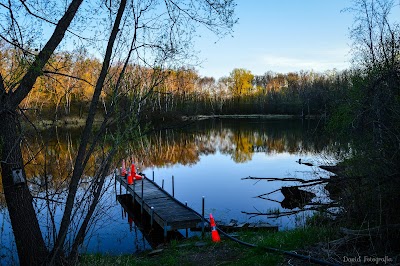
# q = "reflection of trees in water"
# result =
<box><xmin>1</xmin><ymin>126</ymin><xmax>114</xmax><ymax>261</ymax></box>
<box><xmin>132</xmin><ymin>130</ymin><xmax>201</xmax><ymax>168</ymax></box>
<box><xmin>133</xmin><ymin>119</ymin><xmax>336</xmax><ymax>168</ymax></box>
<box><xmin>0</xmin><ymin>120</ymin><xmax>336</xmax><ymax>205</ymax></box>
<box><xmin>0</xmin><ymin>127</ymin><xmax>101</xmax><ymax>218</ymax></box>
<box><xmin>23</xmin><ymin>127</ymin><xmax>97</xmax><ymax>186</ymax></box>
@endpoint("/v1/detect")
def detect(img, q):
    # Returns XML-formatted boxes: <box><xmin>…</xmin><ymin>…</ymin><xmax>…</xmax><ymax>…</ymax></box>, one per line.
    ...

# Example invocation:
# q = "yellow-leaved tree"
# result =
<box><xmin>228</xmin><ymin>68</ymin><xmax>254</xmax><ymax>97</ymax></box>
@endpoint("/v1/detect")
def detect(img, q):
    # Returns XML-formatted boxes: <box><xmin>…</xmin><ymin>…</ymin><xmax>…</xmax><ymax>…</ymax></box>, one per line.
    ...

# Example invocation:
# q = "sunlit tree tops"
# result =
<box><xmin>0</xmin><ymin>43</ymin><xmax>353</xmax><ymax>119</ymax></box>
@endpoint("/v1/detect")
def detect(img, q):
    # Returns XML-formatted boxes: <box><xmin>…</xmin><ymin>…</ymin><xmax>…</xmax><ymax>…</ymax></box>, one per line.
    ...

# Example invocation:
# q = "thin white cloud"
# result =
<box><xmin>261</xmin><ymin>52</ymin><xmax>350</xmax><ymax>73</ymax></box>
<box><xmin>262</xmin><ymin>55</ymin><xmax>349</xmax><ymax>72</ymax></box>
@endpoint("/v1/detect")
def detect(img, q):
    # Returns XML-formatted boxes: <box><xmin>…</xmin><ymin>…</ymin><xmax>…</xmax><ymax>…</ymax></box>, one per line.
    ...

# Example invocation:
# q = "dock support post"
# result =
<box><xmin>152</xmin><ymin>170</ymin><xmax>154</xmax><ymax>181</ymax></box>
<box><xmin>185</xmin><ymin>201</ymin><xmax>188</xmax><ymax>238</ymax></box>
<box><xmin>172</xmin><ymin>175</ymin><xmax>175</xmax><ymax>197</ymax></box>
<box><xmin>114</xmin><ymin>170</ymin><xmax>117</xmax><ymax>198</ymax></box>
<box><xmin>150</xmin><ymin>207</ymin><xmax>154</xmax><ymax>227</ymax></box>
<box><xmin>162</xmin><ymin>179</ymin><xmax>164</xmax><ymax>189</ymax></box>
<box><xmin>141</xmin><ymin>179</ymin><xmax>144</xmax><ymax>215</ymax></box>
<box><xmin>201</xmin><ymin>196</ymin><xmax>205</xmax><ymax>238</ymax></box>
<box><xmin>164</xmin><ymin>223</ymin><xmax>168</xmax><ymax>242</ymax></box>
<box><xmin>132</xmin><ymin>181</ymin><xmax>135</xmax><ymax>207</ymax></box>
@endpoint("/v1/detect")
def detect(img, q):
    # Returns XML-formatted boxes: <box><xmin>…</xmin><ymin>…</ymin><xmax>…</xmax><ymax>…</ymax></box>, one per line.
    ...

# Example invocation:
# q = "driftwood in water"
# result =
<box><xmin>280</xmin><ymin>186</ymin><xmax>316</xmax><ymax>209</ymax></box>
<box><xmin>319</xmin><ymin>165</ymin><xmax>343</xmax><ymax>175</ymax></box>
<box><xmin>319</xmin><ymin>165</ymin><xmax>347</xmax><ymax>201</ymax></box>
<box><xmin>296</xmin><ymin>159</ymin><xmax>314</xmax><ymax>166</ymax></box>
<box><xmin>242</xmin><ymin>176</ymin><xmax>328</xmax><ymax>183</ymax></box>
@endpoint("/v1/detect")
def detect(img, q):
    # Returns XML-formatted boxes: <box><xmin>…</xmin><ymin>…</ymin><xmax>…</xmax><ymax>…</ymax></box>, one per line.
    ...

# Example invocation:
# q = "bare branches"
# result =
<box><xmin>17</xmin><ymin>0</ymin><xmax>90</xmax><ymax>41</ymax></box>
<box><xmin>68</xmin><ymin>149</ymin><xmax>116</xmax><ymax>263</ymax></box>
<box><xmin>165</xmin><ymin>0</ymin><xmax>237</xmax><ymax>33</ymax></box>
<box><xmin>52</xmin><ymin>0</ymin><xmax>128</xmax><ymax>258</ymax></box>
<box><xmin>9</xmin><ymin>0</ymin><xmax>84</xmax><ymax>109</ymax></box>
<box><xmin>43</xmin><ymin>70</ymin><xmax>94</xmax><ymax>86</ymax></box>
<box><xmin>348</xmin><ymin>0</ymin><xmax>400</xmax><ymax>69</ymax></box>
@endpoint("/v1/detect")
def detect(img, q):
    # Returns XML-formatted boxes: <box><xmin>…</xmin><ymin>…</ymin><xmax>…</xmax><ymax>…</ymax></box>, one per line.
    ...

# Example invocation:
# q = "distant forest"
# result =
<box><xmin>1</xmin><ymin>46</ymin><xmax>354</xmax><ymax>122</ymax></box>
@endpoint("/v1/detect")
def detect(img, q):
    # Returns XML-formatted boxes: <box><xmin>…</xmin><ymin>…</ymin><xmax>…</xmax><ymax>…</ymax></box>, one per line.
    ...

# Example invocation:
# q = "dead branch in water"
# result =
<box><xmin>254</xmin><ymin>180</ymin><xmax>327</xmax><ymax>199</ymax></box>
<box><xmin>242</xmin><ymin>176</ymin><xmax>329</xmax><ymax>183</ymax></box>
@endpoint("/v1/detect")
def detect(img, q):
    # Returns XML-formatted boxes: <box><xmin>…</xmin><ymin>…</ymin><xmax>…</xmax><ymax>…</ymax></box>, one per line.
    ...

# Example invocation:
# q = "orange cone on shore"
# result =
<box><xmin>209</xmin><ymin>213</ymin><xmax>221</xmax><ymax>242</ymax></box>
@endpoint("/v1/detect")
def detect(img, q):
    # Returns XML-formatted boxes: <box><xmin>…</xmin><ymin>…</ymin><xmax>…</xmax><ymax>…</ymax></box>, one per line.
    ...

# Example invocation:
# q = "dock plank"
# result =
<box><xmin>116</xmin><ymin>175</ymin><xmax>202</xmax><ymax>233</ymax></box>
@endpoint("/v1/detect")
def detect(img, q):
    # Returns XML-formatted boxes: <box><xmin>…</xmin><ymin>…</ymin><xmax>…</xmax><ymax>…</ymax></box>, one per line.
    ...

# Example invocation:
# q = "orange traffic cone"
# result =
<box><xmin>121</xmin><ymin>159</ymin><xmax>126</xmax><ymax>176</ymax></box>
<box><xmin>131</xmin><ymin>162</ymin><xmax>136</xmax><ymax>175</ymax></box>
<box><xmin>130</xmin><ymin>162</ymin><xmax>142</xmax><ymax>181</ymax></box>
<box><xmin>209</xmin><ymin>213</ymin><xmax>220</xmax><ymax>242</ymax></box>
<box><xmin>127</xmin><ymin>169</ymin><xmax>133</xmax><ymax>185</ymax></box>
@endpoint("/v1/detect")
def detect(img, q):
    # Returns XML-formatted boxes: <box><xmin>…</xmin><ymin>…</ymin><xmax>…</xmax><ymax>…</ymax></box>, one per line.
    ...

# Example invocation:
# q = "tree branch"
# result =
<box><xmin>17</xmin><ymin>0</ymin><xmax>89</xmax><ymax>41</ymax></box>
<box><xmin>52</xmin><ymin>0</ymin><xmax>127</xmax><ymax>259</ymax></box>
<box><xmin>9</xmin><ymin>0</ymin><xmax>84</xmax><ymax>109</ymax></box>
<box><xmin>43</xmin><ymin>70</ymin><xmax>94</xmax><ymax>86</ymax></box>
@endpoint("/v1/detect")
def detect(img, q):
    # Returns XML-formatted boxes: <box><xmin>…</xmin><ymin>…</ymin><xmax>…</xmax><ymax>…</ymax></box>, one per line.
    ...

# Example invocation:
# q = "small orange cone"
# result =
<box><xmin>131</xmin><ymin>162</ymin><xmax>136</xmax><ymax>176</ymax></box>
<box><xmin>209</xmin><ymin>213</ymin><xmax>221</xmax><ymax>242</ymax></box>
<box><xmin>130</xmin><ymin>161</ymin><xmax>143</xmax><ymax>180</ymax></box>
<box><xmin>127</xmin><ymin>169</ymin><xmax>133</xmax><ymax>185</ymax></box>
<box><xmin>121</xmin><ymin>159</ymin><xmax>126</xmax><ymax>176</ymax></box>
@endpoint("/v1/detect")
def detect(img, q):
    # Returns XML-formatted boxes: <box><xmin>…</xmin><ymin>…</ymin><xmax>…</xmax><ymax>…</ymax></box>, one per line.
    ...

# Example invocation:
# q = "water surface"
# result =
<box><xmin>0</xmin><ymin>118</ymin><xmax>337</xmax><ymax>264</ymax></box>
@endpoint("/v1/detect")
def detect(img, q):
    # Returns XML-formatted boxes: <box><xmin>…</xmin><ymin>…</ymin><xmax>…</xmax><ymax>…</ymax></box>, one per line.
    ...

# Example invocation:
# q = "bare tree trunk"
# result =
<box><xmin>51</xmin><ymin>0</ymin><xmax>127</xmax><ymax>260</ymax></box>
<box><xmin>68</xmin><ymin>148</ymin><xmax>115</xmax><ymax>263</ymax></box>
<box><xmin>0</xmin><ymin>0</ymin><xmax>84</xmax><ymax>264</ymax></box>
<box><xmin>0</xmin><ymin>111</ymin><xmax>48</xmax><ymax>266</ymax></box>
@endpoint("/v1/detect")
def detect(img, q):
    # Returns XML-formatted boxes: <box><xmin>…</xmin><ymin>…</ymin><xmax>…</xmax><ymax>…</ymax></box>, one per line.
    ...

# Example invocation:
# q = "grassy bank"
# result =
<box><xmin>79</xmin><ymin>226</ymin><xmax>338</xmax><ymax>266</ymax></box>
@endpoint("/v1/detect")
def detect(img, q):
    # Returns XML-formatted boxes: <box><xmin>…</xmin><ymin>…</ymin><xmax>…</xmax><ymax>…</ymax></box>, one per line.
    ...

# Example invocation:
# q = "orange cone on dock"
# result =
<box><xmin>131</xmin><ymin>162</ymin><xmax>136</xmax><ymax>176</ymax></box>
<box><xmin>121</xmin><ymin>159</ymin><xmax>127</xmax><ymax>176</ymax></box>
<box><xmin>127</xmin><ymin>169</ymin><xmax>133</xmax><ymax>185</ymax></box>
<box><xmin>130</xmin><ymin>161</ymin><xmax>142</xmax><ymax>181</ymax></box>
<box><xmin>209</xmin><ymin>213</ymin><xmax>220</xmax><ymax>242</ymax></box>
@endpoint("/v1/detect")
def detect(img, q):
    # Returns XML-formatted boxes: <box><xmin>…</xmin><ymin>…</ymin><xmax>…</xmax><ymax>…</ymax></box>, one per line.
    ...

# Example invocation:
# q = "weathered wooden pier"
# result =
<box><xmin>116</xmin><ymin>173</ymin><xmax>203</xmax><ymax>238</ymax></box>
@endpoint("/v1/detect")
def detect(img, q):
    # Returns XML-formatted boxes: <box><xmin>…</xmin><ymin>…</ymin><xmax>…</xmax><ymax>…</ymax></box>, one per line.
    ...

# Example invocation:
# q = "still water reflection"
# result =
<box><xmin>0</xmin><ymin>119</ymin><xmax>337</xmax><ymax>263</ymax></box>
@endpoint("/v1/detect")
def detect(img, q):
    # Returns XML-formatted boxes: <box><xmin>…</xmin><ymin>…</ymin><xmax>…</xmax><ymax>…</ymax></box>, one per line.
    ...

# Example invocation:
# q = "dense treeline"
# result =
<box><xmin>1</xmin><ymin>44</ymin><xmax>355</xmax><ymax>122</ymax></box>
<box><xmin>158</xmin><ymin>68</ymin><xmax>353</xmax><ymax>117</ymax></box>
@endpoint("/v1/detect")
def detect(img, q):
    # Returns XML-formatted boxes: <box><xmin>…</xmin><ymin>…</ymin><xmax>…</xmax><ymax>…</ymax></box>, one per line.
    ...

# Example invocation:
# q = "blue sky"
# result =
<box><xmin>194</xmin><ymin>1</ymin><xmax>355</xmax><ymax>79</ymax></box>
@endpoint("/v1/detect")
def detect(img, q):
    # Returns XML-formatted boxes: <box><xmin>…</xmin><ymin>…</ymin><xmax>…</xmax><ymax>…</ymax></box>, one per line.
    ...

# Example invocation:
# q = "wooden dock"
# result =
<box><xmin>116</xmin><ymin>174</ymin><xmax>203</xmax><ymax>237</ymax></box>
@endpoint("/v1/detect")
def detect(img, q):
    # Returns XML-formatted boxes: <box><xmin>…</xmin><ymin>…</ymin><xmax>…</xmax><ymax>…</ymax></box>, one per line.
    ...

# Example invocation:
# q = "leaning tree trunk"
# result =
<box><xmin>0</xmin><ymin>111</ymin><xmax>48</xmax><ymax>265</ymax></box>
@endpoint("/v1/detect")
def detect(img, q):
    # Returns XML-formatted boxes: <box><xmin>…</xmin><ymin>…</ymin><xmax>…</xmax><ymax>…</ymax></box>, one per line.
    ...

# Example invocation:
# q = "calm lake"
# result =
<box><xmin>0</xmin><ymin>118</ymin><xmax>338</xmax><ymax>264</ymax></box>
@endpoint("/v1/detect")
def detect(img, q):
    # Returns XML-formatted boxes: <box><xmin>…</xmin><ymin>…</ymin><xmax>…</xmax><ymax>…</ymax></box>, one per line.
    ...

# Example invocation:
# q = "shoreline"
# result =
<box><xmin>182</xmin><ymin>114</ymin><xmax>320</xmax><ymax>121</ymax></box>
<box><xmin>23</xmin><ymin>114</ymin><xmax>321</xmax><ymax>129</ymax></box>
